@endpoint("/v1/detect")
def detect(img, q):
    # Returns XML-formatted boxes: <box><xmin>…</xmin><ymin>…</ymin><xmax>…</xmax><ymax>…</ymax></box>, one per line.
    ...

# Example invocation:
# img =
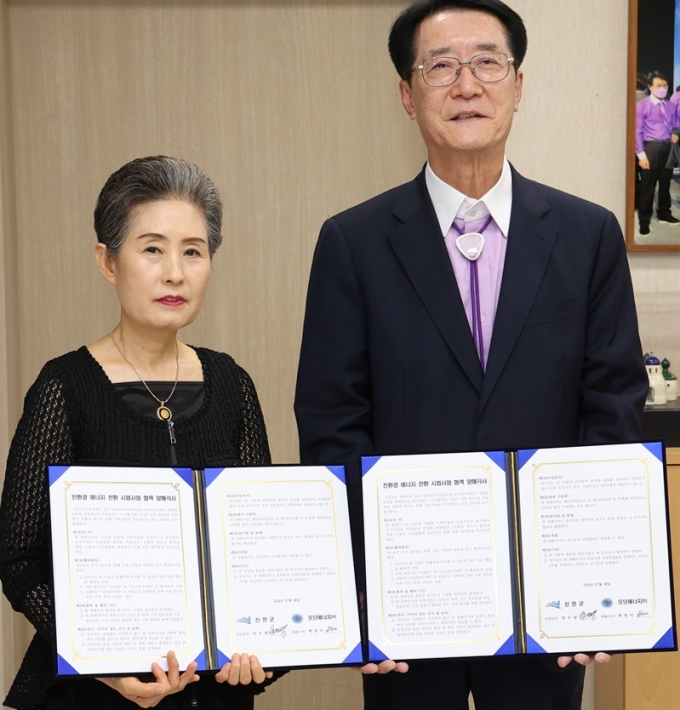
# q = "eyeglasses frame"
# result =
<box><xmin>406</xmin><ymin>53</ymin><xmax>516</xmax><ymax>87</ymax></box>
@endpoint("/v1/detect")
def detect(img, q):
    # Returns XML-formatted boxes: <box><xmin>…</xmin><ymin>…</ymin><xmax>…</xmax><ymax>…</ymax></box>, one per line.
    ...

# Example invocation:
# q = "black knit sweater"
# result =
<box><xmin>0</xmin><ymin>346</ymin><xmax>275</xmax><ymax>710</ymax></box>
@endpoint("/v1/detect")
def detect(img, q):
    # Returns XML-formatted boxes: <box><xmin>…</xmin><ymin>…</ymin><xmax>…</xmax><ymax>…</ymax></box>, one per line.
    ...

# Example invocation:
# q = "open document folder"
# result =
<box><xmin>48</xmin><ymin>441</ymin><xmax>675</xmax><ymax>676</ymax></box>
<box><xmin>48</xmin><ymin>464</ymin><xmax>362</xmax><ymax>676</ymax></box>
<box><xmin>362</xmin><ymin>442</ymin><xmax>676</xmax><ymax>662</ymax></box>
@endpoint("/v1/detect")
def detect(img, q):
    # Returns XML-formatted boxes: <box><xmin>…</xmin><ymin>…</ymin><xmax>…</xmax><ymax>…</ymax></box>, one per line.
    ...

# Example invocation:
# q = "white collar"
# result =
<box><xmin>425</xmin><ymin>158</ymin><xmax>513</xmax><ymax>238</ymax></box>
<box><xmin>650</xmin><ymin>94</ymin><xmax>666</xmax><ymax>105</ymax></box>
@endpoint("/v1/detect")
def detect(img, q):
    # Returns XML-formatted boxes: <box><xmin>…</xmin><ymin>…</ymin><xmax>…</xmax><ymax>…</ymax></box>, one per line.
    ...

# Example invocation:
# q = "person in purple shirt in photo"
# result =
<box><xmin>636</xmin><ymin>71</ymin><xmax>680</xmax><ymax>235</ymax></box>
<box><xmin>669</xmin><ymin>85</ymin><xmax>680</xmax><ymax>106</ymax></box>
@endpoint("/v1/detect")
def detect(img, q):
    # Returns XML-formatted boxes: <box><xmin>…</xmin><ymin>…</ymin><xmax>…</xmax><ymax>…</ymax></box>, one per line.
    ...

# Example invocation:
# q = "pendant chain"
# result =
<box><xmin>110</xmin><ymin>330</ymin><xmax>180</xmax><ymax>422</ymax></box>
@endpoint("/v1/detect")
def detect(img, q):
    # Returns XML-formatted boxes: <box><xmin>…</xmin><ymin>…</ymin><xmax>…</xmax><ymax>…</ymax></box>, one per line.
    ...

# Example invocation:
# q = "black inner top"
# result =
<box><xmin>113</xmin><ymin>381</ymin><xmax>205</xmax><ymax>421</ymax></box>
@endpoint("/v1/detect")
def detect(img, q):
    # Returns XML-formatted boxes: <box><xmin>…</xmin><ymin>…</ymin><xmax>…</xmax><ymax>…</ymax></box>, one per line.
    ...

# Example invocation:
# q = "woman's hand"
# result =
<box><xmin>97</xmin><ymin>650</ymin><xmax>199</xmax><ymax>708</ymax></box>
<box><xmin>215</xmin><ymin>653</ymin><xmax>273</xmax><ymax>685</ymax></box>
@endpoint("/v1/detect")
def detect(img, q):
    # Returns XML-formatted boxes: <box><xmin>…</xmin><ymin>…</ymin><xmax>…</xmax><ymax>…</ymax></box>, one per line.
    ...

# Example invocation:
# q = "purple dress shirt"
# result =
<box><xmin>636</xmin><ymin>96</ymin><xmax>677</xmax><ymax>155</ymax></box>
<box><xmin>444</xmin><ymin>210</ymin><xmax>507</xmax><ymax>371</ymax></box>
<box><xmin>426</xmin><ymin>161</ymin><xmax>511</xmax><ymax>372</ymax></box>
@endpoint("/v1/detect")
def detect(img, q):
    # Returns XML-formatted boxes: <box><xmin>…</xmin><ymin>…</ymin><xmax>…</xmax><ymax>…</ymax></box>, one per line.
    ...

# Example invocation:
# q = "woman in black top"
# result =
<box><xmin>0</xmin><ymin>156</ymin><xmax>276</xmax><ymax>710</ymax></box>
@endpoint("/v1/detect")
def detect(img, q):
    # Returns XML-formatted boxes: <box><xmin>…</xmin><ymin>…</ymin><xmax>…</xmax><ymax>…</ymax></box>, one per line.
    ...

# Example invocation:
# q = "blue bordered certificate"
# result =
<box><xmin>361</xmin><ymin>442</ymin><xmax>676</xmax><ymax>662</ymax></box>
<box><xmin>204</xmin><ymin>465</ymin><xmax>362</xmax><ymax>668</ymax></box>
<box><xmin>517</xmin><ymin>442</ymin><xmax>675</xmax><ymax>654</ymax></box>
<box><xmin>48</xmin><ymin>464</ymin><xmax>362</xmax><ymax>677</ymax></box>
<box><xmin>362</xmin><ymin>451</ymin><xmax>516</xmax><ymax>661</ymax></box>
<box><xmin>49</xmin><ymin>466</ymin><xmax>205</xmax><ymax>676</ymax></box>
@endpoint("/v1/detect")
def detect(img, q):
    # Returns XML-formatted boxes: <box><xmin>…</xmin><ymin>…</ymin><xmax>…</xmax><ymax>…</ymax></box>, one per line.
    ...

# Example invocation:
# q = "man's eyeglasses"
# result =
<box><xmin>407</xmin><ymin>53</ymin><xmax>515</xmax><ymax>87</ymax></box>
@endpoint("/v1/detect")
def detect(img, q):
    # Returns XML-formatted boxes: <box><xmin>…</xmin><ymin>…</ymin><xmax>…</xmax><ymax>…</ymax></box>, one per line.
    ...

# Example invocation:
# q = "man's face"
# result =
<box><xmin>399</xmin><ymin>10</ymin><xmax>523</xmax><ymax>165</ymax></box>
<box><xmin>649</xmin><ymin>77</ymin><xmax>669</xmax><ymax>96</ymax></box>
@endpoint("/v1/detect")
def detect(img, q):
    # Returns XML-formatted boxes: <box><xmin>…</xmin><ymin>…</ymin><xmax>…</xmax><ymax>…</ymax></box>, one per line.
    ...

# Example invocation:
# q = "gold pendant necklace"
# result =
<box><xmin>110</xmin><ymin>330</ymin><xmax>180</xmax><ymax>422</ymax></box>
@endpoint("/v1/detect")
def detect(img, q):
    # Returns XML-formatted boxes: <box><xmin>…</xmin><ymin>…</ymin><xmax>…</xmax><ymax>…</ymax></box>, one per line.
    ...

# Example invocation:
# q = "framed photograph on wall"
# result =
<box><xmin>628</xmin><ymin>0</ymin><xmax>680</xmax><ymax>251</ymax></box>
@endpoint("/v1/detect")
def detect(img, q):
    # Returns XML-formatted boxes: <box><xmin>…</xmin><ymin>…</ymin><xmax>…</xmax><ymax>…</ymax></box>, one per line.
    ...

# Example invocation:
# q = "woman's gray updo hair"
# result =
<box><xmin>94</xmin><ymin>156</ymin><xmax>223</xmax><ymax>258</ymax></box>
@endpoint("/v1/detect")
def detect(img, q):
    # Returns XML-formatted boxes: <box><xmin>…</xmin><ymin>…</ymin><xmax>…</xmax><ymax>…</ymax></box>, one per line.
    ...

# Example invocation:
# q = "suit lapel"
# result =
<box><xmin>480</xmin><ymin>171</ymin><xmax>557</xmax><ymax>411</ymax></box>
<box><xmin>387</xmin><ymin>172</ymin><xmax>484</xmax><ymax>394</ymax></box>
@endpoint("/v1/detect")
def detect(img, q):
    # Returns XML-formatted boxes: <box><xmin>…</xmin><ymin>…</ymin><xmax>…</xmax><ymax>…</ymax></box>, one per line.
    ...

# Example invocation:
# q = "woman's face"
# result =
<box><xmin>99</xmin><ymin>199</ymin><xmax>212</xmax><ymax>333</ymax></box>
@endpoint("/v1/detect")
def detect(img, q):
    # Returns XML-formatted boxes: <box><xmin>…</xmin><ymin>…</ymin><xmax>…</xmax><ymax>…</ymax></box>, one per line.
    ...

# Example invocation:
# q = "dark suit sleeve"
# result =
<box><xmin>294</xmin><ymin>217</ymin><xmax>373</xmax><ymax>587</ymax></box>
<box><xmin>295</xmin><ymin>217</ymin><xmax>374</xmax><ymax>465</ymax></box>
<box><xmin>578</xmin><ymin>211</ymin><xmax>647</xmax><ymax>444</ymax></box>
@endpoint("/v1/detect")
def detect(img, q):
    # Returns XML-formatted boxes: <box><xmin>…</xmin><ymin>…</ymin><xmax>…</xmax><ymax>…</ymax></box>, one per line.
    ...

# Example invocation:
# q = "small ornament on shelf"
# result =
<box><xmin>662</xmin><ymin>358</ymin><xmax>678</xmax><ymax>401</ymax></box>
<box><xmin>645</xmin><ymin>353</ymin><xmax>667</xmax><ymax>405</ymax></box>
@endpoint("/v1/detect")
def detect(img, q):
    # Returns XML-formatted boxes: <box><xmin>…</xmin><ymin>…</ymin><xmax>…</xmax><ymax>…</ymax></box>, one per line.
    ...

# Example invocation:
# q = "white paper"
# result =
<box><xmin>362</xmin><ymin>452</ymin><xmax>515</xmax><ymax>660</ymax></box>
<box><xmin>50</xmin><ymin>466</ymin><xmax>204</xmax><ymax>675</ymax></box>
<box><xmin>205</xmin><ymin>466</ymin><xmax>361</xmax><ymax>667</ymax></box>
<box><xmin>518</xmin><ymin>443</ymin><xmax>673</xmax><ymax>653</ymax></box>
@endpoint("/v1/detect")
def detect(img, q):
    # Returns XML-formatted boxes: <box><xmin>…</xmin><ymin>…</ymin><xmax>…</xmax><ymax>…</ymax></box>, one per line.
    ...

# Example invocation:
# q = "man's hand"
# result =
<box><xmin>351</xmin><ymin>591</ymin><xmax>408</xmax><ymax>674</ymax></box>
<box><xmin>97</xmin><ymin>650</ymin><xmax>199</xmax><ymax>708</ymax></box>
<box><xmin>557</xmin><ymin>652</ymin><xmax>611</xmax><ymax>668</ymax></box>
<box><xmin>639</xmin><ymin>158</ymin><xmax>650</xmax><ymax>170</ymax></box>
<box><xmin>215</xmin><ymin>653</ymin><xmax>273</xmax><ymax>685</ymax></box>
<box><xmin>353</xmin><ymin>660</ymin><xmax>409</xmax><ymax>674</ymax></box>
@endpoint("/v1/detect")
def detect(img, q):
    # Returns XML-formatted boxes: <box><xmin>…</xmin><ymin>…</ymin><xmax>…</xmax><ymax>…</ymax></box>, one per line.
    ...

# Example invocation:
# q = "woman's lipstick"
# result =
<box><xmin>157</xmin><ymin>295</ymin><xmax>186</xmax><ymax>307</ymax></box>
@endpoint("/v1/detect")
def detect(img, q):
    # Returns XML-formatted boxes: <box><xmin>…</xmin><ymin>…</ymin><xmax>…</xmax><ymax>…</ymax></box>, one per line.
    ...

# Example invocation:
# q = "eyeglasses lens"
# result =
<box><xmin>422</xmin><ymin>53</ymin><xmax>510</xmax><ymax>86</ymax></box>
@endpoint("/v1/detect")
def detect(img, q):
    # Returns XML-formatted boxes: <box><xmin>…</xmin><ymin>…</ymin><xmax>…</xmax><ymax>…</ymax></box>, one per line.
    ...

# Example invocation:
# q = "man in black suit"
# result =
<box><xmin>294</xmin><ymin>1</ymin><xmax>648</xmax><ymax>708</ymax></box>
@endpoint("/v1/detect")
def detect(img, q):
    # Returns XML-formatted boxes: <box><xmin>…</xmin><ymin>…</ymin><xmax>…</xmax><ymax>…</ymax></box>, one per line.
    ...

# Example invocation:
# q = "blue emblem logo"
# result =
<box><xmin>292</xmin><ymin>614</ymin><xmax>303</xmax><ymax>624</ymax></box>
<box><xmin>236</xmin><ymin>616</ymin><xmax>252</xmax><ymax>624</ymax></box>
<box><xmin>546</xmin><ymin>600</ymin><xmax>560</xmax><ymax>609</ymax></box>
<box><xmin>602</xmin><ymin>598</ymin><xmax>613</xmax><ymax>608</ymax></box>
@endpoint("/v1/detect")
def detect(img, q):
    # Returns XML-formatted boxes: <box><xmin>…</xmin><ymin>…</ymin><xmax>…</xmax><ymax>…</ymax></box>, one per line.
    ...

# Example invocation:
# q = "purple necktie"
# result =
<box><xmin>450</xmin><ymin>215</ymin><xmax>494</xmax><ymax>368</ymax></box>
<box><xmin>660</xmin><ymin>102</ymin><xmax>671</xmax><ymax>135</ymax></box>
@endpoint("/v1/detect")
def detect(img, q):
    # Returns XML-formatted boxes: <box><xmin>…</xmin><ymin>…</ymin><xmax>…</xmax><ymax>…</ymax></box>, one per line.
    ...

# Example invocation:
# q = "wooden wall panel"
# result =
<box><xmin>624</xmin><ymin>458</ymin><xmax>680</xmax><ymax>709</ymax></box>
<box><xmin>595</xmin><ymin>456</ymin><xmax>680</xmax><ymax>709</ymax></box>
<box><xmin>3</xmin><ymin>2</ymin><xmax>423</xmax><ymax>707</ymax></box>
<box><xmin>6</xmin><ymin>0</ymin><xmax>425</xmax><ymax>469</ymax></box>
<box><xmin>0</xmin><ymin>0</ymin><xmax>32</xmax><ymax>697</ymax></box>
<box><xmin>595</xmin><ymin>654</ymin><xmax>624</xmax><ymax>710</ymax></box>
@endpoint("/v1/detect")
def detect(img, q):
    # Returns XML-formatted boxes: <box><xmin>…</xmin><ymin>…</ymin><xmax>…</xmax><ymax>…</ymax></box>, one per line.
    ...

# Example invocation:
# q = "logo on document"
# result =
<box><xmin>601</xmin><ymin>598</ymin><xmax>613</xmax><ymax>608</ymax></box>
<box><xmin>292</xmin><ymin>614</ymin><xmax>303</xmax><ymax>624</ymax></box>
<box><xmin>545</xmin><ymin>600</ymin><xmax>561</xmax><ymax>609</ymax></box>
<box><xmin>236</xmin><ymin>616</ymin><xmax>252</xmax><ymax>624</ymax></box>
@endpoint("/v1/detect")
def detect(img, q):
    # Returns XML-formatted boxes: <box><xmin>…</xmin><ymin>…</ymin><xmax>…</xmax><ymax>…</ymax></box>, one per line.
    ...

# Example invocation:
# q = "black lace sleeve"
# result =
<box><xmin>236</xmin><ymin>367</ymin><xmax>271</xmax><ymax>466</ymax></box>
<box><xmin>0</xmin><ymin>368</ymin><xmax>76</xmax><ymax>642</ymax></box>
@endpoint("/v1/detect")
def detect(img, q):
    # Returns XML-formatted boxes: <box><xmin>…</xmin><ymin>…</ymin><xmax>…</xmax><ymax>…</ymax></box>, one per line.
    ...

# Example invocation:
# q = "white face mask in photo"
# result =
<box><xmin>652</xmin><ymin>86</ymin><xmax>669</xmax><ymax>99</ymax></box>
